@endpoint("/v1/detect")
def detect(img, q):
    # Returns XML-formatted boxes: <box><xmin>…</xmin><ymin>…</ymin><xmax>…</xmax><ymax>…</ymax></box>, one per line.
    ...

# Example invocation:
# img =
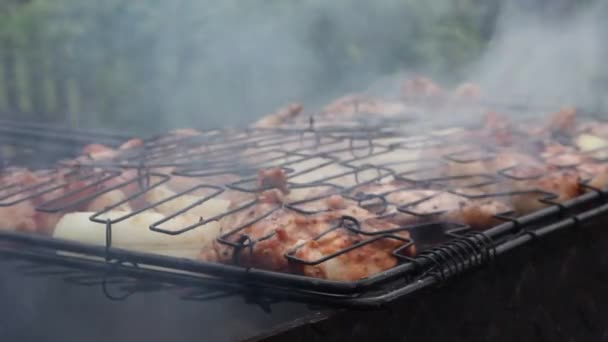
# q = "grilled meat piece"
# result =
<box><xmin>254</xmin><ymin>103</ymin><xmax>304</xmax><ymax>128</ymax></box>
<box><xmin>291</xmin><ymin>214</ymin><xmax>410</xmax><ymax>280</ymax></box>
<box><xmin>209</xmin><ymin>185</ymin><xmax>413</xmax><ymax>280</ymax></box>
<box><xmin>578</xmin><ymin>163</ymin><xmax>608</xmax><ymax>190</ymax></box>
<box><xmin>443</xmin><ymin>150</ymin><xmax>542</xmax><ymax>184</ymax></box>
<box><xmin>81</xmin><ymin>144</ymin><xmax>117</xmax><ymax>160</ymax></box>
<box><xmin>0</xmin><ymin>168</ymin><xmax>69</xmax><ymax>234</ymax></box>
<box><xmin>503</xmin><ymin>166</ymin><xmax>581</xmax><ymax>214</ymax></box>
<box><xmin>257</xmin><ymin>167</ymin><xmax>289</xmax><ymax>194</ymax></box>
<box><xmin>118</xmin><ymin>138</ymin><xmax>144</xmax><ymax>150</ymax></box>
<box><xmin>401</xmin><ymin>77</ymin><xmax>443</xmax><ymax>99</ymax></box>
<box><xmin>546</xmin><ymin>106</ymin><xmax>577</xmax><ymax>137</ymax></box>
<box><xmin>354</xmin><ymin>183</ymin><xmax>511</xmax><ymax>229</ymax></box>
<box><xmin>481</xmin><ymin>111</ymin><xmax>514</xmax><ymax>146</ymax></box>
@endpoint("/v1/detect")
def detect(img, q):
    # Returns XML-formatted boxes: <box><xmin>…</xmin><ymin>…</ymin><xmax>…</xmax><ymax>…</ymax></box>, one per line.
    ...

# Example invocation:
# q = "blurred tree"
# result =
<box><xmin>0</xmin><ymin>0</ymin><xmax>601</xmax><ymax>134</ymax></box>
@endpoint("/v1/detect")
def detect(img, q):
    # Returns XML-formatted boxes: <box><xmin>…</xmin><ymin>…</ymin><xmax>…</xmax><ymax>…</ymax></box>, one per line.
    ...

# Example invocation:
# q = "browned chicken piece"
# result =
<box><xmin>254</xmin><ymin>103</ymin><xmax>304</xmax><ymax>128</ymax></box>
<box><xmin>451</xmin><ymin>111</ymin><xmax>521</xmax><ymax>148</ymax></box>
<box><xmin>320</xmin><ymin>95</ymin><xmax>408</xmax><ymax>121</ymax></box>
<box><xmin>75</xmin><ymin>141</ymin><xmax>144</xmax><ymax>165</ymax></box>
<box><xmin>401</xmin><ymin>77</ymin><xmax>443</xmax><ymax>99</ymax></box>
<box><xmin>443</xmin><ymin>150</ymin><xmax>542</xmax><ymax>183</ymax></box>
<box><xmin>504</xmin><ymin>166</ymin><xmax>581</xmax><ymax>214</ymax></box>
<box><xmin>292</xmin><ymin>215</ymin><xmax>410</xmax><ymax>280</ymax></box>
<box><xmin>578</xmin><ymin>121</ymin><xmax>608</xmax><ymax>138</ymax></box>
<box><xmin>576</xmin><ymin>163</ymin><xmax>608</xmax><ymax>191</ymax></box>
<box><xmin>534</xmin><ymin>106</ymin><xmax>577</xmax><ymax>137</ymax></box>
<box><xmin>493</xmin><ymin>151</ymin><xmax>542</xmax><ymax>171</ymax></box>
<box><xmin>81</xmin><ymin>143</ymin><xmax>118</xmax><ymax>161</ymax></box>
<box><xmin>540</xmin><ymin>142</ymin><xmax>590</xmax><ymax>167</ymax></box>
<box><xmin>481</xmin><ymin>111</ymin><xmax>514</xmax><ymax>146</ymax></box>
<box><xmin>378</xmin><ymin>163</ymin><xmax>576</xmax><ymax>222</ymax></box>
<box><xmin>209</xmin><ymin>185</ymin><xmax>413</xmax><ymax>281</ymax></box>
<box><xmin>0</xmin><ymin>169</ymin><xmax>39</xmax><ymax>232</ymax></box>
<box><xmin>551</xmin><ymin>106</ymin><xmax>577</xmax><ymax>135</ymax></box>
<box><xmin>395</xmin><ymin>190</ymin><xmax>509</xmax><ymax>229</ymax></box>
<box><xmin>118</xmin><ymin>138</ymin><xmax>144</xmax><ymax>150</ymax></box>
<box><xmin>353</xmin><ymin>182</ymin><xmax>511</xmax><ymax>229</ymax></box>
<box><xmin>0</xmin><ymin>168</ymin><xmax>70</xmax><ymax>234</ymax></box>
<box><xmin>20</xmin><ymin>168</ymin><xmax>144</xmax><ymax>231</ymax></box>
<box><xmin>81</xmin><ymin>169</ymin><xmax>143</xmax><ymax>212</ymax></box>
<box><xmin>0</xmin><ymin>202</ymin><xmax>38</xmax><ymax>233</ymax></box>
<box><xmin>322</xmin><ymin>94</ymin><xmax>363</xmax><ymax>116</ymax></box>
<box><xmin>256</xmin><ymin>167</ymin><xmax>289</xmax><ymax>194</ymax></box>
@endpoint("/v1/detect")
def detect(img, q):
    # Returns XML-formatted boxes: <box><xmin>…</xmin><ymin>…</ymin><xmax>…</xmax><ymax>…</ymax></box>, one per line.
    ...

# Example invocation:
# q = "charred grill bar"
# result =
<box><xmin>1</xmin><ymin>99</ymin><xmax>608</xmax><ymax>340</ymax></box>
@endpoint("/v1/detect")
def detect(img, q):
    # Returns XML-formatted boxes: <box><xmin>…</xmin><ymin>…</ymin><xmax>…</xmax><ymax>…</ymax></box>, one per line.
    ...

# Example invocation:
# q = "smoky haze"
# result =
<box><xmin>10</xmin><ymin>1</ymin><xmax>604</xmax><ymax>132</ymax></box>
<box><xmin>151</xmin><ymin>0</ymin><xmax>606</xmax><ymax>131</ymax></box>
<box><xmin>469</xmin><ymin>0</ymin><xmax>608</xmax><ymax>114</ymax></box>
<box><xmin>146</xmin><ymin>1</ymin><xmax>491</xmax><ymax>131</ymax></box>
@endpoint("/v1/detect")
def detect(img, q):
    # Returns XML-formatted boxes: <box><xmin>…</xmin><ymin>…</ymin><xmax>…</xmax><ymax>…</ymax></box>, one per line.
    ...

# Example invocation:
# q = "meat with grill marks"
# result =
<box><xmin>352</xmin><ymin>182</ymin><xmax>511</xmax><ymax>229</ymax></box>
<box><xmin>209</xmin><ymin>187</ymin><xmax>413</xmax><ymax>281</ymax></box>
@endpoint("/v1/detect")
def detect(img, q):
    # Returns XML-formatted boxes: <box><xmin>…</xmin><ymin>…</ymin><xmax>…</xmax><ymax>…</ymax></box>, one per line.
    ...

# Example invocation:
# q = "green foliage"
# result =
<box><xmin>0</xmin><ymin>0</ymin><xmax>597</xmax><ymax>133</ymax></box>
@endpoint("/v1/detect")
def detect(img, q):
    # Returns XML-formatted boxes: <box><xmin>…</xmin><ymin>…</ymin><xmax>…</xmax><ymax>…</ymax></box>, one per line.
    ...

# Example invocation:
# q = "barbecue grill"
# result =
<box><xmin>1</xmin><ymin>106</ymin><xmax>608</xmax><ymax>341</ymax></box>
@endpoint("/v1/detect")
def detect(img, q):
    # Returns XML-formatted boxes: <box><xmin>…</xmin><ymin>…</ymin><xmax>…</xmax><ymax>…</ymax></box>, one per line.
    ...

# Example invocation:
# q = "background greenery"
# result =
<box><xmin>0</xmin><ymin>0</ymin><xmax>600</xmax><ymax>135</ymax></box>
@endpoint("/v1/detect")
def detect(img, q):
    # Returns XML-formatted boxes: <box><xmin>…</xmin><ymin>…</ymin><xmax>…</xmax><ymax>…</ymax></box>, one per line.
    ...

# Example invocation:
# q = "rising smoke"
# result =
<box><xmin>160</xmin><ymin>0</ymin><xmax>606</xmax><ymax>129</ymax></box>
<box><xmin>469</xmin><ymin>0</ymin><xmax>607</xmax><ymax>114</ymax></box>
<box><xmin>38</xmin><ymin>1</ymin><xmax>605</xmax><ymax>131</ymax></box>
<box><xmin>150</xmin><ymin>1</ymin><xmax>490</xmax><ymax>130</ymax></box>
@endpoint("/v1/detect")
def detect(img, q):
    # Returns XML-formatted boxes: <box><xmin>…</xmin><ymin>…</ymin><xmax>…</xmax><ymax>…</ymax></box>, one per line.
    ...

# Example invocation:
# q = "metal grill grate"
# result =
<box><xmin>1</xmin><ymin>109</ymin><xmax>608</xmax><ymax>307</ymax></box>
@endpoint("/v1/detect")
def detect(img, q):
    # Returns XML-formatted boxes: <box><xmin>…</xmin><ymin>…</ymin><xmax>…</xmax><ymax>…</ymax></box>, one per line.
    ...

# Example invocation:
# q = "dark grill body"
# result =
<box><xmin>2</xmin><ymin>220</ymin><xmax>607</xmax><ymax>341</ymax></box>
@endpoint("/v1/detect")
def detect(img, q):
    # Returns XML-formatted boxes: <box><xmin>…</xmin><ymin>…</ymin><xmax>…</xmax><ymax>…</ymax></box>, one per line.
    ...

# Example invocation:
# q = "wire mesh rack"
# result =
<box><xmin>0</xmin><ymin>119</ymin><xmax>132</xmax><ymax>169</ymax></box>
<box><xmin>1</xmin><ymin>109</ymin><xmax>608</xmax><ymax>308</ymax></box>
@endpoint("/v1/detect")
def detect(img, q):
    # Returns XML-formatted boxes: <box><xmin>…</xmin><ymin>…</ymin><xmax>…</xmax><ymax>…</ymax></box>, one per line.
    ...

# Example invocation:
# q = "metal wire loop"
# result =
<box><xmin>232</xmin><ymin>234</ymin><xmax>255</xmax><ymax>268</ymax></box>
<box><xmin>104</xmin><ymin>219</ymin><xmax>113</xmax><ymax>261</ymax></box>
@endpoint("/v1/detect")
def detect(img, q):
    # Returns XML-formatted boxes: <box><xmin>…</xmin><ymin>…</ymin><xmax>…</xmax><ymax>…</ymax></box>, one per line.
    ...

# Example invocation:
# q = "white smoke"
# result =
<box><xmin>468</xmin><ymin>0</ymin><xmax>607</xmax><ymax>112</ymax></box>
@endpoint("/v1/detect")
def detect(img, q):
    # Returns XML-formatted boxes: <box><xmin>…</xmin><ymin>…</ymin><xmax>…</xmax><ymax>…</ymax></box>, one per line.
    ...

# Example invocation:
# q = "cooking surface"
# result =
<box><xmin>2</xmin><ymin>97</ymin><xmax>608</xmax><ymax>307</ymax></box>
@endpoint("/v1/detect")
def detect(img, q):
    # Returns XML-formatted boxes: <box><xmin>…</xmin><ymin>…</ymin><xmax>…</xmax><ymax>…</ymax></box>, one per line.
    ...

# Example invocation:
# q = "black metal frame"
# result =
<box><xmin>1</xmin><ymin>113</ymin><xmax>608</xmax><ymax>308</ymax></box>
